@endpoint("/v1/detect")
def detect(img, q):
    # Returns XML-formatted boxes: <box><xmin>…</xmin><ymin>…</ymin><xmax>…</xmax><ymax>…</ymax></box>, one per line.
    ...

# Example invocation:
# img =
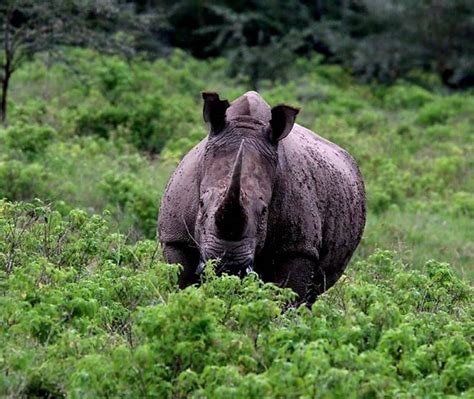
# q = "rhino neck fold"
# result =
<box><xmin>215</xmin><ymin>141</ymin><xmax>248</xmax><ymax>240</ymax></box>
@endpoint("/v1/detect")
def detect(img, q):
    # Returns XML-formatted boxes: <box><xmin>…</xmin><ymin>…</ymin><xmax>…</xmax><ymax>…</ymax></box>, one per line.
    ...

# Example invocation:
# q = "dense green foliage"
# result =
<box><xmin>1</xmin><ymin>202</ymin><xmax>472</xmax><ymax>397</ymax></box>
<box><xmin>0</xmin><ymin>50</ymin><xmax>472</xmax><ymax>397</ymax></box>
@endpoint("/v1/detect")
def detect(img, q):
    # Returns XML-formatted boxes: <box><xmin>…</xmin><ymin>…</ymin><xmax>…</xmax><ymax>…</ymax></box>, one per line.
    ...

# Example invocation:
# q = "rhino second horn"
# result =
<box><xmin>215</xmin><ymin>142</ymin><xmax>248</xmax><ymax>240</ymax></box>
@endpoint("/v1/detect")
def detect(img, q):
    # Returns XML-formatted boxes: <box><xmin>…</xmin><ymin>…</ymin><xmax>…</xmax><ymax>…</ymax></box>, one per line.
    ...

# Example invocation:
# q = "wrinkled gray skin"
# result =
<box><xmin>158</xmin><ymin>91</ymin><xmax>366</xmax><ymax>304</ymax></box>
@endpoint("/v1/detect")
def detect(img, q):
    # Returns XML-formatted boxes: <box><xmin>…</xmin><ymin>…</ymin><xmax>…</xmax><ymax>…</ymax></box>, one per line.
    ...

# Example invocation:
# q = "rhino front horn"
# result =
<box><xmin>215</xmin><ymin>141</ymin><xmax>248</xmax><ymax>240</ymax></box>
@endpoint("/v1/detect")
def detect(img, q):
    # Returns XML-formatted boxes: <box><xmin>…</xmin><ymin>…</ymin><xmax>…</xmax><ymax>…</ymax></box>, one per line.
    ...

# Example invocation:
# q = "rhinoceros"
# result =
<box><xmin>158</xmin><ymin>91</ymin><xmax>366</xmax><ymax>303</ymax></box>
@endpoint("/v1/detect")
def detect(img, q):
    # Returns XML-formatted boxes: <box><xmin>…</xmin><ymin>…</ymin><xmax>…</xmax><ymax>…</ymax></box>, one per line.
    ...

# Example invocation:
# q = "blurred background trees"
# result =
<box><xmin>2</xmin><ymin>0</ymin><xmax>473</xmax><ymax>105</ymax></box>
<box><xmin>133</xmin><ymin>0</ymin><xmax>474</xmax><ymax>89</ymax></box>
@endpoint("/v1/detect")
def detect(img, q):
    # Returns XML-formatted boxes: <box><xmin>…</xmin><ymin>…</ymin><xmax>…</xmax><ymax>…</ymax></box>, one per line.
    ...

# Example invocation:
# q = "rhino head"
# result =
<box><xmin>195</xmin><ymin>92</ymin><xmax>299</xmax><ymax>277</ymax></box>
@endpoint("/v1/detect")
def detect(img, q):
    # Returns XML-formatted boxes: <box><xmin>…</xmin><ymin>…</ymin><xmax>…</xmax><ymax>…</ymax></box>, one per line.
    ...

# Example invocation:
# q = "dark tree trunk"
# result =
<box><xmin>1</xmin><ymin>69</ymin><xmax>10</xmax><ymax>124</ymax></box>
<box><xmin>2</xmin><ymin>8</ymin><xmax>11</xmax><ymax>125</ymax></box>
<box><xmin>250</xmin><ymin>63</ymin><xmax>259</xmax><ymax>92</ymax></box>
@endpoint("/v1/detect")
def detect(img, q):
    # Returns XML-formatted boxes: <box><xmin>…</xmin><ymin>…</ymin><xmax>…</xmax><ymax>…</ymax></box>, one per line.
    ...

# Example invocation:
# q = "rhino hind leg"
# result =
<box><xmin>162</xmin><ymin>243</ymin><xmax>200</xmax><ymax>288</ymax></box>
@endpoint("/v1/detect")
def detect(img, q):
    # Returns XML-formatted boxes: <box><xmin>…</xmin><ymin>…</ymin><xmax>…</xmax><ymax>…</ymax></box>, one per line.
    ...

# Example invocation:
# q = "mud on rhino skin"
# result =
<box><xmin>158</xmin><ymin>91</ymin><xmax>366</xmax><ymax>304</ymax></box>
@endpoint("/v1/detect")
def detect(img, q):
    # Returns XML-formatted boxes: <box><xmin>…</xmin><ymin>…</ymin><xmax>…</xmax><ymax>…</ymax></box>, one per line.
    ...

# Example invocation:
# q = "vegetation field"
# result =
<box><xmin>1</xmin><ymin>50</ymin><xmax>473</xmax><ymax>397</ymax></box>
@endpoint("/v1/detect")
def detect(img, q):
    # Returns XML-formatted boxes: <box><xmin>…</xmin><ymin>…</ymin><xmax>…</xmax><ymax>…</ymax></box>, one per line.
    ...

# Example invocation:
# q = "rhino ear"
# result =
<box><xmin>269</xmin><ymin>105</ymin><xmax>299</xmax><ymax>143</ymax></box>
<box><xmin>202</xmin><ymin>92</ymin><xmax>230</xmax><ymax>135</ymax></box>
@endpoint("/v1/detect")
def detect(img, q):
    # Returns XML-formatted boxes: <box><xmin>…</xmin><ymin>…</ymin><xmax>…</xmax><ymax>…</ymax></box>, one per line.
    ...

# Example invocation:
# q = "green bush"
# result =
<box><xmin>0</xmin><ymin>160</ymin><xmax>48</xmax><ymax>201</ymax></box>
<box><xmin>0</xmin><ymin>132</ymin><xmax>170</xmax><ymax>239</ymax></box>
<box><xmin>0</xmin><ymin>123</ymin><xmax>56</xmax><ymax>160</ymax></box>
<box><xmin>68</xmin><ymin>50</ymin><xmax>213</xmax><ymax>155</ymax></box>
<box><xmin>416</xmin><ymin>95</ymin><xmax>474</xmax><ymax>126</ymax></box>
<box><xmin>417</xmin><ymin>101</ymin><xmax>455</xmax><ymax>126</ymax></box>
<box><xmin>383</xmin><ymin>84</ymin><xmax>434</xmax><ymax>109</ymax></box>
<box><xmin>75</xmin><ymin>96</ymin><xmax>173</xmax><ymax>154</ymax></box>
<box><xmin>0</xmin><ymin>202</ymin><xmax>472</xmax><ymax>398</ymax></box>
<box><xmin>367</xmin><ymin>159</ymin><xmax>410</xmax><ymax>214</ymax></box>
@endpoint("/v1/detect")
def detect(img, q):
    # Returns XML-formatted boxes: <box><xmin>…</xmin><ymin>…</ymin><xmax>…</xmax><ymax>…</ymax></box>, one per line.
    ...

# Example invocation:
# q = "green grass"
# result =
<box><xmin>360</xmin><ymin>209</ymin><xmax>474</xmax><ymax>281</ymax></box>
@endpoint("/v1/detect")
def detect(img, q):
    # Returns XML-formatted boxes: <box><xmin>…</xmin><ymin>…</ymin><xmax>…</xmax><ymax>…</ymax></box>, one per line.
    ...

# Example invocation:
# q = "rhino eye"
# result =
<box><xmin>199</xmin><ymin>191</ymin><xmax>211</xmax><ymax>209</ymax></box>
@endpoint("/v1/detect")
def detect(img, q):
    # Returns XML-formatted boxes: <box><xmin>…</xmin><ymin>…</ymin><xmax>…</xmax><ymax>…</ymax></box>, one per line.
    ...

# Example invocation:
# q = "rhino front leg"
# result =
<box><xmin>272</xmin><ymin>256</ymin><xmax>326</xmax><ymax>305</ymax></box>
<box><xmin>162</xmin><ymin>243</ymin><xmax>200</xmax><ymax>288</ymax></box>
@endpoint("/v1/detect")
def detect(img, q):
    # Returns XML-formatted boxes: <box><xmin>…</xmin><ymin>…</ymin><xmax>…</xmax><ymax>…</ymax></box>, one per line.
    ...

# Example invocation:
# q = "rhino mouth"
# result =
<box><xmin>196</xmin><ymin>258</ymin><xmax>254</xmax><ymax>277</ymax></box>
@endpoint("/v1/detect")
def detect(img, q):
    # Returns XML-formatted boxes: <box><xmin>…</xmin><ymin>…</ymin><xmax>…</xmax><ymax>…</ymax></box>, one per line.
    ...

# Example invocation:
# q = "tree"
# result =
<box><xmin>319</xmin><ymin>0</ymin><xmax>474</xmax><ymax>86</ymax></box>
<box><xmin>198</xmin><ymin>2</ymin><xmax>313</xmax><ymax>90</ymax></box>
<box><xmin>137</xmin><ymin>0</ymin><xmax>474</xmax><ymax>89</ymax></box>
<box><xmin>0</xmin><ymin>0</ymin><xmax>144</xmax><ymax>124</ymax></box>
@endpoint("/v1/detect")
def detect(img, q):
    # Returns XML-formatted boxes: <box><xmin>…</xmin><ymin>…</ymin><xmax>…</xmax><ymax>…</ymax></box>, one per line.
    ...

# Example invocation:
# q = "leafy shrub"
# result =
<box><xmin>69</xmin><ymin>50</ymin><xmax>212</xmax><ymax>155</ymax></box>
<box><xmin>0</xmin><ymin>132</ymin><xmax>170</xmax><ymax>239</ymax></box>
<box><xmin>417</xmin><ymin>101</ymin><xmax>456</xmax><ymax>126</ymax></box>
<box><xmin>75</xmin><ymin>91</ymin><xmax>201</xmax><ymax>155</ymax></box>
<box><xmin>75</xmin><ymin>96</ymin><xmax>173</xmax><ymax>154</ymax></box>
<box><xmin>0</xmin><ymin>123</ymin><xmax>56</xmax><ymax>159</ymax></box>
<box><xmin>99</xmin><ymin>169</ymin><xmax>160</xmax><ymax>239</ymax></box>
<box><xmin>367</xmin><ymin>159</ymin><xmax>410</xmax><ymax>214</ymax></box>
<box><xmin>416</xmin><ymin>95</ymin><xmax>474</xmax><ymax>126</ymax></box>
<box><xmin>0</xmin><ymin>202</ymin><xmax>472</xmax><ymax>398</ymax></box>
<box><xmin>96</xmin><ymin>57</ymin><xmax>134</xmax><ymax>104</ymax></box>
<box><xmin>383</xmin><ymin>84</ymin><xmax>434</xmax><ymax>109</ymax></box>
<box><xmin>0</xmin><ymin>160</ymin><xmax>48</xmax><ymax>201</ymax></box>
<box><xmin>350</xmin><ymin>109</ymin><xmax>387</xmax><ymax>133</ymax></box>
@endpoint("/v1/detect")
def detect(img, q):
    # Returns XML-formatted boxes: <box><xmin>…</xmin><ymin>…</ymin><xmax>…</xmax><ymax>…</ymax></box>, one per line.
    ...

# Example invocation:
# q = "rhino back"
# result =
<box><xmin>158</xmin><ymin>139</ymin><xmax>206</xmax><ymax>244</ymax></box>
<box><xmin>268</xmin><ymin>124</ymin><xmax>366</xmax><ymax>262</ymax></box>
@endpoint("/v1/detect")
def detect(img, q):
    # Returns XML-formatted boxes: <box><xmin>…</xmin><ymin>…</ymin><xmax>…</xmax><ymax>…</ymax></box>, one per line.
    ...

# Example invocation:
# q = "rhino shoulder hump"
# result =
<box><xmin>226</xmin><ymin>91</ymin><xmax>271</xmax><ymax>122</ymax></box>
